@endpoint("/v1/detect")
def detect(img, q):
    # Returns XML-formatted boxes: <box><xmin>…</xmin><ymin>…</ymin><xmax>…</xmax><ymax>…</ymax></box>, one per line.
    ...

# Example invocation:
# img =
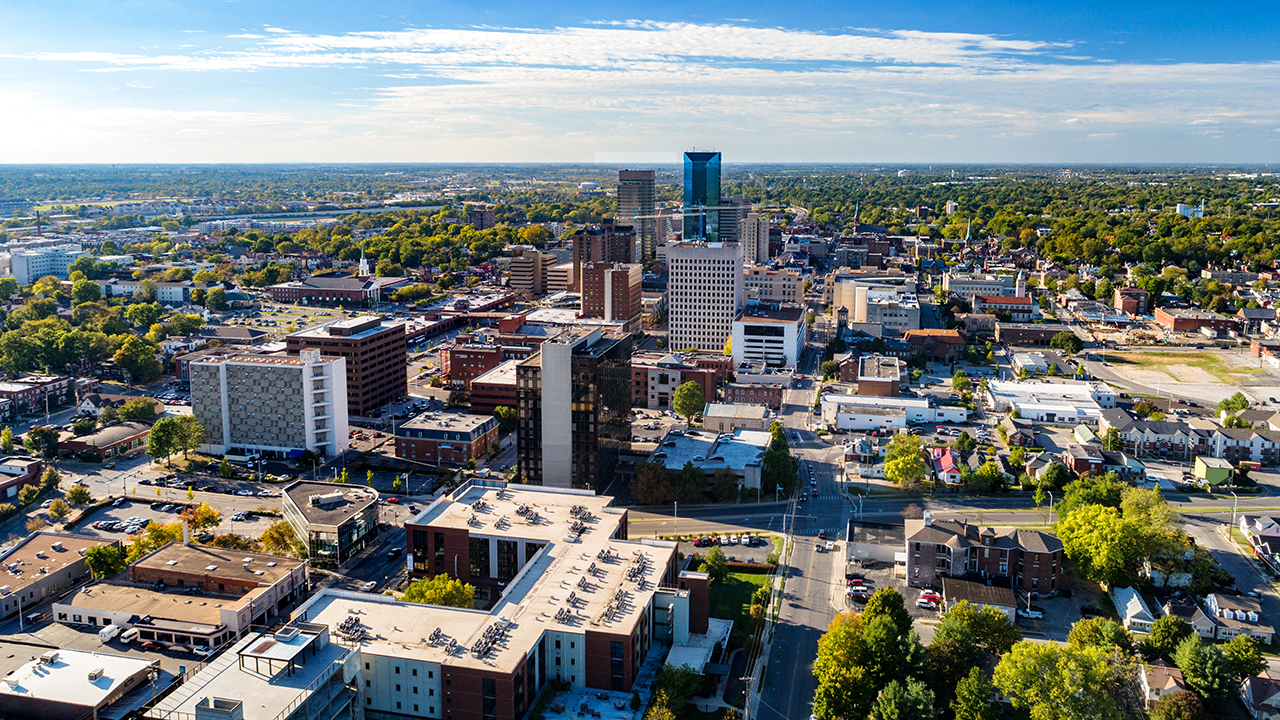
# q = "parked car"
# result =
<box><xmin>1017</xmin><ymin>608</ymin><xmax>1044</xmax><ymax>619</ymax></box>
<box><xmin>139</xmin><ymin>641</ymin><xmax>162</xmax><ymax>651</ymax></box>
<box><xmin>362</xmin><ymin>581</ymin><xmax>378</xmax><ymax>592</ymax></box>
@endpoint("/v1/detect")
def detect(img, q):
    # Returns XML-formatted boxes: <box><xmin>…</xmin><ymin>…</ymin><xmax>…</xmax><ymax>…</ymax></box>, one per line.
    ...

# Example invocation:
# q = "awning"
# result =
<box><xmin>288</xmin><ymin>449</ymin><xmax>304</xmax><ymax>459</ymax></box>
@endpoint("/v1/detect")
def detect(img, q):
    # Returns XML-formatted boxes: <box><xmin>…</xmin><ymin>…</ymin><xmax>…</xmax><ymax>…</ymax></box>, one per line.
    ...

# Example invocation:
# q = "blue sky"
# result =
<box><xmin>2</xmin><ymin>0</ymin><xmax>1279</xmax><ymax>163</ymax></box>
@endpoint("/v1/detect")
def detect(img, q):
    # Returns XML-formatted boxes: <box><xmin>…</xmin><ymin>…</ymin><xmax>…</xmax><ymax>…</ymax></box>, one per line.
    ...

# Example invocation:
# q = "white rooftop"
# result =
<box><xmin>0</xmin><ymin>648</ymin><xmax>157</xmax><ymax>709</ymax></box>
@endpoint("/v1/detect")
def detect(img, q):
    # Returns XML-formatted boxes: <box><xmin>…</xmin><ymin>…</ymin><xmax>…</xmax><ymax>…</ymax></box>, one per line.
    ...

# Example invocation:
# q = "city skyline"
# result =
<box><xmin>2</xmin><ymin>1</ymin><xmax>1279</xmax><ymax>164</ymax></box>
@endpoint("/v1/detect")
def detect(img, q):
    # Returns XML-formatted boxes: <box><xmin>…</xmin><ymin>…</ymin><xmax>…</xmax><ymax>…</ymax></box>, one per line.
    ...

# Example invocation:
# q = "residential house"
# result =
<box><xmin>1206</xmin><ymin>594</ymin><xmax>1275</xmax><ymax>643</ymax></box>
<box><xmin>1140</xmin><ymin>660</ymin><xmax>1185</xmax><ymax>709</ymax></box>
<box><xmin>999</xmin><ymin>417</ymin><xmax>1036</xmax><ymax>447</ymax></box>
<box><xmin>1112</xmin><ymin>586</ymin><xmax>1155</xmax><ymax>632</ymax></box>
<box><xmin>930</xmin><ymin>447</ymin><xmax>963</xmax><ymax>487</ymax></box>
<box><xmin>1062</xmin><ymin>444</ymin><xmax>1104</xmax><ymax>476</ymax></box>
<box><xmin>1160</xmin><ymin>595</ymin><xmax>1220</xmax><ymax>639</ymax></box>
<box><xmin>904</xmin><ymin>513</ymin><xmax>1064</xmax><ymax>594</ymax></box>
<box><xmin>1241</xmin><ymin>673</ymin><xmax>1280</xmax><ymax>720</ymax></box>
<box><xmin>1238</xmin><ymin>307</ymin><xmax>1276</xmax><ymax>335</ymax></box>
<box><xmin>1101</xmin><ymin>449</ymin><xmax>1147</xmax><ymax>483</ymax></box>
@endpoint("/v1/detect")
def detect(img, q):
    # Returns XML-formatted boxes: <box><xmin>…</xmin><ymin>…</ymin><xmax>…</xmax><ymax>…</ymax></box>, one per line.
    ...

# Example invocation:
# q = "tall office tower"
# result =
<box><xmin>617</xmin><ymin>169</ymin><xmax>657</xmax><ymax>262</ymax></box>
<box><xmin>516</xmin><ymin>328</ymin><xmax>632</xmax><ymax>492</ymax></box>
<box><xmin>509</xmin><ymin>247</ymin><xmax>548</xmax><ymax>297</ymax></box>
<box><xmin>190</xmin><ymin>350</ymin><xmax>350</xmax><ymax>458</ymax></box>
<box><xmin>682</xmin><ymin>151</ymin><xmax>722</xmax><ymax>241</ymax></box>
<box><xmin>667</xmin><ymin>241</ymin><xmax>744</xmax><ymax>352</ymax></box>
<box><xmin>718</xmin><ymin>196</ymin><xmax>752</xmax><ymax>244</ymax></box>
<box><xmin>580</xmin><ymin>262</ymin><xmax>643</xmax><ymax>332</ymax></box>
<box><xmin>739</xmin><ymin>212</ymin><xmax>770</xmax><ymax>264</ymax></box>
<box><xmin>570</xmin><ymin>220</ymin><xmax>634</xmax><ymax>289</ymax></box>
<box><xmin>285</xmin><ymin>316</ymin><xmax>408</xmax><ymax>418</ymax></box>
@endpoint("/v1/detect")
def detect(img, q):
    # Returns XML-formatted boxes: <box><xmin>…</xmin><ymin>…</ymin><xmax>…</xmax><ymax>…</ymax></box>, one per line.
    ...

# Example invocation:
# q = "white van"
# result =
<box><xmin>99</xmin><ymin>624</ymin><xmax>121</xmax><ymax>643</ymax></box>
<box><xmin>120</xmin><ymin>628</ymin><xmax>140</xmax><ymax>644</ymax></box>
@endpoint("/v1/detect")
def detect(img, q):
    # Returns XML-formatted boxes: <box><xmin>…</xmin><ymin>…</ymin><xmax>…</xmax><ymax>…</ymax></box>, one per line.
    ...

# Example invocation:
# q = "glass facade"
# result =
<box><xmin>683</xmin><ymin>151</ymin><xmax>721</xmax><ymax>241</ymax></box>
<box><xmin>469</xmin><ymin>537</ymin><xmax>490</xmax><ymax>579</ymax></box>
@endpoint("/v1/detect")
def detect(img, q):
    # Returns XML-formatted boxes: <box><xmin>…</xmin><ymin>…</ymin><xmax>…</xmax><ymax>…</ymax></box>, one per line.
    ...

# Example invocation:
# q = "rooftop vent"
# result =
<box><xmin>51</xmin><ymin>542</ymin><xmax>63</xmax><ymax>552</ymax></box>
<box><xmin>35</xmin><ymin>551</ymin><xmax>45</xmax><ymax>559</ymax></box>
<box><xmin>242</xmin><ymin>558</ymin><xmax>253</xmax><ymax>564</ymax></box>
<box><xmin>87</xmin><ymin>668</ymin><xmax>104</xmax><ymax>681</ymax></box>
<box><xmin>39</xmin><ymin>651</ymin><xmax>58</xmax><ymax>665</ymax></box>
<box><xmin>274</xmin><ymin>626</ymin><xmax>300</xmax><ymax>642</ymax></box>
<box><xmin>167</xmin><ymin>560</ymin><xmax>178</xmax><ymax>566</ymax></box>
<box><xmin>206</xmin><ymin>565</ymin><xmax>218</xmax><ymax>571</ymax></box>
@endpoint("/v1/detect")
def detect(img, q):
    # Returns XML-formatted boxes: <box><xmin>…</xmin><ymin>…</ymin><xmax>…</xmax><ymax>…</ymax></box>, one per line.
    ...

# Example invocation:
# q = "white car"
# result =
<box><xmin>192</xmin><ymin>646</ymin><xmax>212</xmax><ymax>656</ymax></box>
<box><xmin>362</xmin><ymin>581</ymin><xmax>378</xmax><ymax>592</ymax></box>
<box><xmin>1016</xmin><ymin>608</ymin><xmax>1044</xmax><ymax>619</ymax></box>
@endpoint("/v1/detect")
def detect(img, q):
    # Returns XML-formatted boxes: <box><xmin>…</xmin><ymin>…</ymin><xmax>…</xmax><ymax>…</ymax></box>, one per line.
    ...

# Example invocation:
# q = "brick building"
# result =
<box><xmin>857</xmin><ymin>355</ymin><xmax>901</xmax><ymax>397</ymax></box>
<box><xmin>1154</xmin><ymin>307</ymin><xmax>1240</xmax><ymax>334</ymax></box>
<box><xmin>972</xmin><ymin>295</ymin><xmax>1036</xmax><ymax>322</ymax></box>
<box><xmin>286</xmin><ymin>316</ymin><xmax>408</xmax><ymax>418</ymax></box>
<box><xmin>630</xmin><ymin>354</ymin><xmax>719</xmax><ymax>411</ymax></box>
<box><xmin>395</xmin><ymin>412</ymin><xmax>500</xmax><ymax>465</ymax></box>
<box><xmin>721</xmin><ymin>381</ymin><xmax>784</xmax><ymax>408</ymax></box>
<box><xmin>994</xmin><ymin>322</ymin><xmax>1074</xmax><ymax>346</ymax></box>
<box><xmin>580</xmin><ymin>262</ymin><xmax>643</xmax><ymax>332</ymax></box>
<box><xmin>469</xmin><ymin>360</ymin><xmax>519</xmax><ymax>415</ymax></box>
<box><xmin>905</xmin><ymin>514</ymin><xmax>1064</xmax><ymax>594</ymax></box>
<box><xmin>1114</xmin><ymin>287</ymin><xmax>1150</xmax><ymax>316</ymax></box>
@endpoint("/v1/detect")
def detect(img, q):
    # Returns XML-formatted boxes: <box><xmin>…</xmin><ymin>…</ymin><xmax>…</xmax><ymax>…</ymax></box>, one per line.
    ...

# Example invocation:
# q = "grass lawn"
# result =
<box><xmin>1109</xmin><ymin>352</ymin><xmax>1263</xmax><ymax>383</ymax></box>
<box><xmin>710</xmin><ymin>573</ymin><xmax>769</xmax><ymax>639</ymax></box>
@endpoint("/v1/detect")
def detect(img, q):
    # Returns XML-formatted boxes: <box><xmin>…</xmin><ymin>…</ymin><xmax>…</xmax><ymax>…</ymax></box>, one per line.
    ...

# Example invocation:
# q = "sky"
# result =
<box><xmin>2</xmin><ymin>0</ymin><xmax>1279</xmax><ymax>164</ymax></box>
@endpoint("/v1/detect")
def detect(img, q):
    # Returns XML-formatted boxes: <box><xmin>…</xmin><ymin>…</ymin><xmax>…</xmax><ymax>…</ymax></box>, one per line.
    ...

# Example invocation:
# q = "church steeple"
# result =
<box><xmin>358</xmin><ymin>244</ymin><xmax>370</xmax><ymax>277</ymax></box>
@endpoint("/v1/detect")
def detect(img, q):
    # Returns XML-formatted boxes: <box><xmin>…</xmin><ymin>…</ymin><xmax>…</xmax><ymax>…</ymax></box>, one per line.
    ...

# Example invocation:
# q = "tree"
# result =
<box><xmin>1217</xmin><ymin>391</ymin><xmax>1250</xmax><ymax>413</ymax></box>
<box><xmin>1173</xmin><ymin>636</ymin><xmax>1234</xmax><ymax>703</ymax></box>
<box><xmin>864</xmin><ymin>587</ymin><xmax>913</xmax><ymax>638</ymax></box>
<box><xmin>1143</xmin><ymin>616</ymin><xmax>1194</xmax><ymax>662</ymax></box>
<box><xmin>114</xmin><ymin>335</ymin><xmax>162</xmax><ymax>383</ymax></box>
<box><xmin>402</xmin><ymin>575</ymin><xmax>476</xmax><ymax>608</ymax></box>
<box><xmin>205</xmin><ymin>286</ymin><xmax>229</xmax><ymax>311</ymax></box>
<box><xmin>170</xmin><ymin>313</ymin><xmax>204</xmax><ymax>335</ymax></box>
<box><xmin>25</xmin><ymin>516</ymin><xmax>47</xmax><ymax>532</ymax></box>
<box><xmin>180</xmin><ymin>502</ymin><xmax>223</xmax><ymax>531</ymax></box>
<box><xmin>71</xmin><ymin>278</ymin><xmax>101</xmax><ymax>305</ymax></box>
<box><xmin>32</xmin><ymin>275</ymin><xmax>63</xmax><ymax>296</ymax></box>
<box><xmin>952</xmin><ymin>371</ymin><xmax>971</xmax><ymax>392</ymax></box>
<box><xmin>260</xmin><ymin>520</ymin><xmax>300</xmax><ymax>556</ymax></box>
<box><xmin>870</xmin><ymin>678</ymin><xmax>935</xmax><ymax>720</ymax></box>
<box><xmin>84</xmin><ymin>544</ymin><xmax>126</xmax><ymax>579</ymax></box>
<box><xmin>994</xmin><ymin>641</ymin><xmax>1119</xmax><ymax>720</ymax></box>
<box><xmin>923</xmin><ymin>639</ymin><xmax>975</xmax><ymax>708</ymax></box>
<box><xmin>953</xmin><ymin>431</ymin><xmax>976</xmax><ymax>452</ymax></box>
<box><xmin>1058</xmin><ymin>473</ymin><xmax>1124</xmax><ymax>517</ymax></box>
<box><xmin>39</xmin><ymin>466</ymin><xmax>61</xmax><ymax>493</ymax></box>
<box><xmin>22</xmin><ymin>426</ymin><xmax>60</xmax><ymax>459</ymax></box>
<box><xmin>125</xmin><ymin>302</ymin><xmax>164</xmax><ymax>329</ymax></box>
<box><xmin>952</xmin><ymin>667</ymin><xmax>996</xmax><ymax>720</ymax></box>
<box><xmin>1050</xmin><ymin>332</ymin><xmax>1083</xmax><ymax>355</ymax></box>
<box><xmin>711</xmin><ymin>468</ymin><xmax>737</xmax><ymax>502</ymax></box>
<box><xmin>1056</xmin><ymin>504</ymin><xmax>1138</xmax><ymax>586</ymax></box>
<box><xmin>72</xmin><ymin>418</ymin><xmax>96</xmax><ymax>436</ymax></box>
<box><xmin>1150</xmin><ymin>690</ymin><xmax>1205</xmax><ymax>720</ymax></box>
<box><xmin>147</xmin><ymin>416</ymin><xmax>182</xmax><ymax>466</ymax></box>
<box><xmin>672</xmin><ymin>381</ymin><xmax>705</xmax><ymax>422</ymax></box>
<box><xmin>1221</xmin><ymin>635</ymin><xmax>1267</xmax><ymax>684</ymax></box>
<box><xmin>173</xmin><ymin>415</ymin><xmax>205</xmax><ymax>458</ymax></box>
<box><xmin>698</xmin><ymin>546</ymin><xmax>728</xmax><ymax>583</ymax></box>
<box><xmin>47</xmin><ymin>498</ymin><xmax>70</xmax><ymax>520</ymax></box>
<box><xmin>66</xmin><ymin>484</ymin><xmax>92</xmax><ymax>506</ymax></box>
<box><xmin>118</xmin><ymin>397</ymin><xmax>159</xmax><ymax>421</ymax></box>
<box><xmin>17</xmin><ymin>484</ymin><xmax>38</xmax><ymax>506</ymax></box>
<box><xmin>1067</xmin><ymin>617</ymin><xmax>1133</xmax><ymax>652</ymax></box>
<box><xmin>126</xmin><ymin>521</ymin><xmax>184</xmax><ymax>563</ymax></box>
<box><xmin>493</xmin><ymin>405</ymin><xmax>517</xmax><ymax>432</ymax></box>
<box><xmin>821</xmin><ymin>360</ymin><xmax>840</xmax><ymax>380</ymax></box>
<box><xmin>885</xmin><ymin>449</ymin><xmax>927</xmax><ymax>490</ymax></box>
<box><xmin>933</xmin><ymin>600</ymin><xmax>1023</xmax><ymax>656</ymax></box>
<box><xmin>814</xmin><ymin>614</ymin><xmax>877</xmax><ymax>720</ymax></box>
<box><xmin>672</xmin><ymin>461</ymin><xmax>704</xmax><ymax>503</ymax></box>
<box><xmin>219</xmin><ymin>458</ymin><xmax>235</xmax><ymax>478</ymax></box>
<box><xmin>1101</xmin><ymin>427</ymin><xmax>1122</xmax><ymax>451</ymax></box>
<box><xmin>631</xmin><ymin>462</ymin><xmax>671</xmax><ymax>505</ymax></box>
<box><xmin>1</xmin><ymin>426</ymin><xmax>11</xmax><ymax>454</ymax></box>
<box><xmin>966</xmin><ymin>461</ymin><xmax>1004</xmax><ymax>493</ymax></box>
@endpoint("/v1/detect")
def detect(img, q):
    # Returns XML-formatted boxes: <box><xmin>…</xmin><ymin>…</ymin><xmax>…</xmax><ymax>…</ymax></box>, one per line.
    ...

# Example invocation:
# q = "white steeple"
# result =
<box><xmin>358</xmin><ymin>245</ymin><xmax>370</xmax><ymax>277</ymax></box>
<box><xmin>1016</xmin><ymin>270</ymin><xmax>1026</xmax><ymax>298</ymax></box>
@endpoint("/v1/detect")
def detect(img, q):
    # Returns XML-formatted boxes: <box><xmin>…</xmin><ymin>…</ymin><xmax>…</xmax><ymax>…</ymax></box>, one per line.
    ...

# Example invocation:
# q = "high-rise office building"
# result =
<box><xmin>580</xmin><ymin>262</ymin><xmax>643</xmax><ymax>332</ymax></box>
<box><xmin>509</xmin><ymin>247</ymin><xmax>548</xmax><ymax>297</ymax></box>
<box><xmin>285</xmin><ymin>316</ymin><xmax>408</xmax><ymax>418</ymax></box>
<box><xmin>667</xmin><ymin>242</ymin><xmax>744</xmax><ymax>352</ymax></box>
<box><xmin>739</xmin><ymin>212</ymin><xmax>770</xmax><ymax>264</ymax></box>
<box><xmin>516</xmin><ymin>328</ymin><xmax>632</xmax><ymax>492</ymax></box>
<box><xmin>683</xmin><ymin>151</ymin><xmax>721</xmax><ymax>241</ymax></box>
<box><xmin>570</xmin><ymin>220</ymin><xmax>633</xmax><ymax>289</ymax></box>
<box><xmin>617</xmin><ymin>169</ymin><xmax>656</xmax><ymax>262</ymax></box>
<box><xmin>718</xmin><ymin>196</ymin><xmax>752</xmax><ymax>244</ymax></box>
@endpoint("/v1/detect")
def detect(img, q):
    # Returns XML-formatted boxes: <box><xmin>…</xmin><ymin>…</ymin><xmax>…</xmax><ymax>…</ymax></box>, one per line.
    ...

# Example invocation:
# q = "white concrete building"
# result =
<box><xmin>985</xmin><ymin>380</ymin><xmax>1116</xmax><ymax>425</ymax></box>
<box><xmin>731</xmin><ymin>305</ymin><xmax>807</xmax><ymax>367</ymax></box>
<box><xmin>667</xmin><ymin>242</ymin><xmax>744</xmax><ymax>352</ymax></box>
<box><xmin>739</xmin><ymin>213</ymin><xmax>770</xmax><ymax>264</ymax></box>
<box><xmin>830</xmin><ymin>278</ymin><xmax>920</xmax><ymax>333</ymax></box>
<box><xmin>942</xmin><ymin>272</ymin><xmax>1017</xmax><ymax>301</ymax></box>
<box><xmin>190</xmin><ymin>350</ymin><xmax>349</xmax><ymax>458</ymax></box>
<box><xmin>820</xmin><ymin>394</ymin><xmax>968</xmax><ymax>430</ymax></box>
<box><xmin>97</xmin><ymin>278</ymin><xmax>219</xmax><ymax>305</ymax></box>
<box><xmin>9</xmin><ymin>244</ymin><xmax>87</xmax><ymax>285</ymax></box>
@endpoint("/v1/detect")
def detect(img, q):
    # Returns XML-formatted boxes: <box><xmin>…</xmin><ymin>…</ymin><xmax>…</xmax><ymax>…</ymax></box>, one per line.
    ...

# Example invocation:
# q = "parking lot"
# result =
<box><xmin>73</xmin><ymin>496</ymin><xmax>273</xmax><ymax>542</ymax></box>
<box><xmin>631</xmin><ymin>408</ymin><xmax>689</xmax><ymax>443</ymax></box>
<box><xmin>676</xmin><ymin>534</ymin><xmax>777</xmax><ymax>565</ymax></box>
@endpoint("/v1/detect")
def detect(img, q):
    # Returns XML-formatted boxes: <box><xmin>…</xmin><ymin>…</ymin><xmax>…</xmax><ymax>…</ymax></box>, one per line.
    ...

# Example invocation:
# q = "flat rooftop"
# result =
<box><xmin>289</xmin><ymin>315</ymin><xmax>403</xmax><ymax>341</ymax></box>
<box><xmin>410</xmin><ymin>482</ymin><xmax>616</xmax><ymax>544</ymax></box>
<box><xmin>822</xmin><ymin>394</ymin><xmax>929</xmax><ymax>411</ymax></box>
<box><xmin>702</xmin><ymin>403</ymin><xmax>767</xmax><ymax>421</ymax></box>
<box><xmin>986</xmin><ymin>380</ymin><xmax>1110</xmax><ymax>404</ymax></box>
<box><xmin>153</xmin><ymin>629</ymin><xmax>349</xmax><ymax>720</ymax></box>
<box><xmin>735</xmin><ymin>305</ymin><xmax>806</xmax><ymax>323</ymax></box>
<box><xmin>399</xmin><ymin>411</ymin><xmax>496</xmax><ymax>434</ymax></box>
<box><xmin>0</xmin><ymin>646</ymin><xmax>158</xmax><ymax>709</ymax></box>
<box><xmin>60</xmin><ymin>583</ymin><xmax>250</xmax><ymax>626</ymax></box>
<box><xmin>0</xmin><ymin>532</ymin><xmax>114</xmax><ymax>595</ymax></box>
<box><xmin>283</xmin><ymin>482</ymin><xmax>379</xmax><ymax>527</ymax></box>
<box><xmin>133</xmin><ymin>543</ymin><xmax>306</xmax><ymax>586</ymax></box>
<box><xmin>472</xmin><ymin>359</ymin><xmax>519</xmax><ymax>387</ymax></box>
<box><xmin>858</xmin><ymin>355</ymin><xmax>901</xmax><ymax>381</ymax></box>
<box><xmin>653</xmin><ymin>429</ymin><xmax>770</xmax><ymax>472</ymax></box>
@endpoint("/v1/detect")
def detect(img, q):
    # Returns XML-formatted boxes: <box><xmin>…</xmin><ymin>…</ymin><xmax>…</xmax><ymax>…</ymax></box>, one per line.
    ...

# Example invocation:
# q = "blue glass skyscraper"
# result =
<box><xmin>682</xmin><ymin>151</ymin><xmax>721</xmax><ymax>241</ymax></box>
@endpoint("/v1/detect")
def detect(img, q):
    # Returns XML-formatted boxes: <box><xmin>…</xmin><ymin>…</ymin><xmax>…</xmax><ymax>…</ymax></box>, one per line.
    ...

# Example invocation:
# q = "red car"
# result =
<box><xmin>386</xmin><ymin>497</ymin><xmax>400</xmax><ymax>504</ymax></box>
<box><xmin>139</xmin><ymin>641</ymin><xmax>162</xmax><ymax>651</ymax></box>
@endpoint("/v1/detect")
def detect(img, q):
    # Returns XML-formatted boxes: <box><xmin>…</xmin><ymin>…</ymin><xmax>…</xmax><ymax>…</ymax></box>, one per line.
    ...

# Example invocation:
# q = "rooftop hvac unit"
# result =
<box><xmin>51</xmin><ymin>542</ymin><xmax>63</xmax><ymax>552</ymax></box>
<box><xmin>275</xmin><ymin>626</ymin><xmax>300</xmax><ymax>642</ymax></box>
<box><xmin>87</xmin><ymin>668</ymin><xmax>104</xmax><ymax>681</ymax></box>
<box><xmin>35</xmin><ymin>551</ymin><xmax>45</xmax><ymax>559</ymax></box>
<box><xmin>39</xmin><ymin>651</ymin><xmax>59</xmax><ymax>664</ymax></box>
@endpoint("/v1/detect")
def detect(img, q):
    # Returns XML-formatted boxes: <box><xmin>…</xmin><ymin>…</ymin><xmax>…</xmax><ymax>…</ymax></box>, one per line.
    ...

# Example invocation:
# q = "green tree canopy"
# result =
<box><xmin>1049</xmin><ymin>332</ymin><xmax>1084</xmax><ymax>355</ymax></box>
<box><xmin>672</xmin><ymin>381</ymin><xmax>705</xmax><ymax>422</ymax></box>
<box><xmin>402</xmin><ymin>575</ymin><xmax>476</xmax><ymax>608</ymax></box>
<box><xmin>84</xmin><ymin>545</ymin><xmax>126</xmax><ymax>579</ymax></box>
<box><xmin>632</xmin><ymin>461</ymin><xmax>672</xmax><ymax>505</ymax></box>
<box><xmin>993</xmin><ymin>642</ymin><xmax>1119</xmax><ymax>720</ymax></box>
<box><xmin>933</xmin><ymin>600</ymin><xmax>1023</xmax><ymax>656</ymax></box>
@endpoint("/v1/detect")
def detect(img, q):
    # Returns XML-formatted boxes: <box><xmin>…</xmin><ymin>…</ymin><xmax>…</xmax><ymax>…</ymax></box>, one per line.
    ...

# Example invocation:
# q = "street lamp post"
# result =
<box><xmin>673</xmin><ymin>501</ymin><xmax>677</xmax><ymax>538</ymax></box>
<box><xmin>1231</xmin><ymin>491</ymin><xmax>1239</xmax><ymax>527</ymax></box>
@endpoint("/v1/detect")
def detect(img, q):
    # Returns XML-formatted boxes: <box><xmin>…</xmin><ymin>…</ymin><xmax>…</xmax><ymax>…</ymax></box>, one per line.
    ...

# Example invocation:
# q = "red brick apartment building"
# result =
<box><xmin>394</xmin><ymin>413</ymin><xmax>500</xmax><ymax>465</ymax></box>
<box><xmin>905</xmin><ymin>514</ymin><xmax>1063</xmax><ymax>595</ymax></box>
<box><xmin>1114</xmin><ymin>286</ymin><xmax>1149</xmax><ymax>316</ymax></box>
